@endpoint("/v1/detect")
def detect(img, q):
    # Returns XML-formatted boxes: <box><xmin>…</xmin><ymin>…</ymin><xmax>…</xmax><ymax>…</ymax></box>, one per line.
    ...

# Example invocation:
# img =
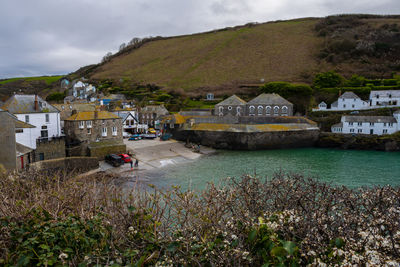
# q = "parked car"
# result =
<box><xmin>105</xmin><ymin>154</ymin><xmax>124</xmax><ymax>167</ymax></box>
<box><xmin>119</xmin><ymin>154</ymin><xmax>132</xmax><ymax>163</ymax></box>
<box><xmin>350</xmin><ymin>111</ymin><xmax>359</xmax><ymax>114</ymax></box>
<box><xmin>123</xmin><ymin>131</ymin><xmax>130</xmax><ymax>138</ymax></box>
<box><xmin>128</xmin><ymin>134</ymin><xmax>142</xmax><ymax>141</ymax></box>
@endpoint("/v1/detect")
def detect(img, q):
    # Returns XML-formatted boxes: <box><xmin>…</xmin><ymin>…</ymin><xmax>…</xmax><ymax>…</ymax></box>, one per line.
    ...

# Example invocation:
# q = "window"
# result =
<box><xmin>266</xmin><ymin>106</ymin><xmax>271</xmax><ymax>115</ymax></box>
<box><xmin>228</xmin><ymin>106</ymin><xmax>232</xmax><ymax>110</ymax></box>
<box><xmin>389</xmin><ymin>123</ymin><xmax>393</xmax><ymax>127</ymax></box>
<box><xmin>112</xmin><ymin>127</ymin><xmax>117</xmax><ymax>136</ymax></box>
<box><xmin>79</xmin><ymin>121</ymin><xmax>85</xmax><ymax>129</ymax></box>
<box><xmin>370</xmin><ymin>122</ymin><xmax>374</xmax><ymax>126</ymax></box>
<box><xmin>257</xmin><ymin>106</ymin><xmax>263</xmax><ymax>115</ymax></box>
<box><xmin>25</xmin><ymin>115</ymin><xmax>29</xmax><ymax>123</ymax></box>
<box><xmin>376</xmin><ymin>95</ymin><xmax>380</xmax><ymax>99</ymax></box>
<box><xmin>249</xmin><ymin>106</ymin><xmax>255</xmax><ymax>115</ymax></box>
<box><xmin>389</xmin><ymin>94</ymin><xmax>392</xmax><ymax>98</ymax></box>
<box><xmin>45</xmin><ymin>114</ymin><xmax>49</xmax><ymax>123</ymax></box>
<box><xmin>16</xmin><ymin>129</ymin><xmax>23</xmax><ymax>133</ymax></box>
<box><xmin>236</xmin><ymin>106</ymin><xmax>241</xmax><ymax>116</ymax></box>
<box><xmin>61</xmin><ymin>106</ymin><xmax>65</xmax><ymax>110</ymax></box>
<box><xmin>218</xmin><ymin>106</ymin><xmax>223</xmax><ymax>116</ymax></box>
<box><xmin>383</xmin><ymin>129</ymin><xmax>388</xmax><ymax>134</ymax></box>
<box><xmin>102</xmin><ymin>127</ymin><xmax>107</xmax><ymax>137</ymax></box>
<box><xmin>352</xmin><ymin>104</ymin><xmax>355</xmax><ymax>108</ymax></box>
<box><xmin>349</xmin><ymin>122</ymin><xmax>353</xmax><ymax>126</ymax></box>
<box><xmin>350</xmin><ymin>129</ymin><xmax>355</xmax><ymax>133</ymax></box>
<box><xmin>343</xmin><ymin>104</ymin><xmax>346</xmax><ymax>108</ymax></box>
<box><xmin>357</xmin><ymin>122</ymin><xmax>362</xmax><ymax>126</ymax></box>
<box><xmin>383</xmin><ymin>123</ymin><xmax>387</xmax><ymax>127</ymax></box>
<box><xmin>87</xmin><ymin>128</ymin><xmax>91</xmax><ymax>134</ymax></box>
<box><xmin>282</xmin><ymin>106</ymin><xmax>288</xmax><ymax>115</ymax></box>
<box><xmin>273</xmin><ymin>106</ymin><xmax>279</xmax><ymax>115</ymax></box>
<box><xmin>358</xmin><ymin>129</ymin><xmax>362</xmax><ymax>133</ymax></box>
<box><xmin>86</xmin><ymin>121</ymin><xmax>92</xmax><ymax>128</ymax></box>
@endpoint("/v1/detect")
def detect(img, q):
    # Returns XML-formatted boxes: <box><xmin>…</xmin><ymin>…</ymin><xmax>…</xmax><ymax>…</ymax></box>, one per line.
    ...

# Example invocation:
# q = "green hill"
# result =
<box><xmin>76</xmin><ymin>15</ymin><xmax>400</xmax><ymax>97</ymax></box>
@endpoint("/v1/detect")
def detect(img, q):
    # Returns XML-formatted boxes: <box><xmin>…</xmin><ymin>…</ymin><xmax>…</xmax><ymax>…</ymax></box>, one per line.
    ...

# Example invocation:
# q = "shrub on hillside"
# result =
<box><xmin>313</xmin><ymin>71</ymin><xmax>344</xmax><ymax>89</ymax></box>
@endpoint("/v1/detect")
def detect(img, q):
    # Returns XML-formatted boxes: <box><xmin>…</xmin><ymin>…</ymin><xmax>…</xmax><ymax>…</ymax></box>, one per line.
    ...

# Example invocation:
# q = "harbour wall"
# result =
<box><xmin>172</xmin><ymin>129</ymin><xmax>320</xmax><ymax>150</ymax></box>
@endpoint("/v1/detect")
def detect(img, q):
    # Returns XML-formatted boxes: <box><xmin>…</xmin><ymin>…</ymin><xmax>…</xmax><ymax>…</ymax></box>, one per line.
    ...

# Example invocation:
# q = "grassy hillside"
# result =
<box><xmin>89</xmin><ymin>18</ymin><xmax>323</xmax><ymax>92</ymax></box>
<box><xmin>82</xmin><ymin>15</ymin><xmax>400</xmax><ymax>97</ymax></box>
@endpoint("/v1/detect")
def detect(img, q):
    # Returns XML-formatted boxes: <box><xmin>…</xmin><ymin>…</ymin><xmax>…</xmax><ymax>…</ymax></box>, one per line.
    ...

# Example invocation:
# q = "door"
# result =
<box><xmin>20</xmin><ymin>156</ymin><xmax>24</xmax><ymax>169</ymax></box>
<box><xmin>370</xmin><ymin>129</ymin><xmax>373</xmax><ymax>134</ymax></box>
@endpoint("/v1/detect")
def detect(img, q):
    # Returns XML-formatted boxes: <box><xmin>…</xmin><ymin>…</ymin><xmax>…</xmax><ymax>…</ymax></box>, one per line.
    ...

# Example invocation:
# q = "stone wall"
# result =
<box><xmin>88</xmin><ymin>140</ymin><xmax>126</xmax><ymax>159</ymax></box>
<box><xmin>34</xmin><ymin>137</ymin><xmax>66</xmax><ymax>161</ymax></box>
<box><xmin>172</xmin><ymin>129</ymin><xmax>320</xmax><ymax>150</ymax></box>
<box><xmin>29</xmin><ymin>157</ymin><xmax>99</xmax><ymax>173</ymax></box>
<box><xmin>190</xmin><ymin>116</ymin><xmax>315</xmax><ymax>125</ymax></box>
<box><xmin>0</xmin><ymin>112</ymin><xmax>16</xmax><ymax>170</ymax></box>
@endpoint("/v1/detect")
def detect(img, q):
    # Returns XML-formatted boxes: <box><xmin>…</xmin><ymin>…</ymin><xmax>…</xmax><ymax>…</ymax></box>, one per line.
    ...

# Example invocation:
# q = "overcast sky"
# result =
<box><xmin>0</xmin><ymin>0</ymin><xmax>399</xmax><ymax>79</ymax></box>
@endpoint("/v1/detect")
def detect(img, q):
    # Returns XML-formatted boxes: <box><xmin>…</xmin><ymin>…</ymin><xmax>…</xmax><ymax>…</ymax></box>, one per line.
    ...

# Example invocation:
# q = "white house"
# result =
<box><xmin>369</xmin><ymin>90</ymin><xmax>400</xmax><ymax>107</ymax></box>
<box><xmin>331</xmin><ymin>111</ymin><xmax>400</xmax><ymax>135</ymax></box>
<box><xmin>1</xmin><ymin>94</ymin><xmax>61</xmax><ymax>149</ymax></box>
<box><xmin>317</xmin><ymin>101</ymin><xmax>327</xmax><ymax>110</ymax></box>
<box><xmin>72</xmin><ymin>81</ymin><xmax>97</xmax><ymax>101</ymax></box>
<box><xmin>113</xmin><ymin>110</ymin><xmax>143</xmax><ymax>135</ymax></box>
<box><xmin>330</xmin><ymin>92</ymin><xmax>369</xmax><ymax>111</ymax></box>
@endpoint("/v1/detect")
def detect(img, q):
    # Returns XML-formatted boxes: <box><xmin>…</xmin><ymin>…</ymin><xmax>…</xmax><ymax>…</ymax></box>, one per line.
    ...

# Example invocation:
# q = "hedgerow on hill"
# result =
<box><xmin>0</xmin><ymin>170</ymin><xmax>399</xmax><ymax>266</ymax></box>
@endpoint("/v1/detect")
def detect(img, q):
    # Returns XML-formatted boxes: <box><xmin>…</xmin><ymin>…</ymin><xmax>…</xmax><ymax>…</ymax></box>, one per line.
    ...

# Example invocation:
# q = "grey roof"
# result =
<box><xmin>2</xmin><ymin>94</ymin><xmax>59</xmax><ymax>114</ymax></box>
<box><xmin>319</xmin><ymin>101</ymin><xmax>327</xmax><ymax>105</ymax></box>
<box><xmin>142</xmin><ymin>105</ymin><xmax>169</xmax><ymax>115</ymax></box>
<box><xmin>332</xmin><ymin>122</ymin><xmax>343</xmax><ymax>127</ymax></box>
<box><xmin>343</xmin><ymin>115</ymin><xmax>397</xmax><ymax>123</ymax></box>
<box><xmin>216</xmin><ymin>95</ymin><xmax>246</xmax><ymax>106</ymax></box>
<box><xmin>331</xmin><ymin>101</ymin><xmax>338</xmax><ymax>108</ymax></box>
<box><xmin>339</xmin><ymin>91</ymin><xmax>360</xmax><ymax>99</ymax></box>
<box><xmin>394</xmin><ymin>110</ymin><xmax>400</xmax><ymax>114</ymax></box>
<box><xmin>247</xmin><ymin>93</ymin><xmax>292</xmax><ymax>106</ymax></box>
<box><xmin>16</xmin><ymin>142</ymin><xmax>33</xmax><ymax>157</ymax></box>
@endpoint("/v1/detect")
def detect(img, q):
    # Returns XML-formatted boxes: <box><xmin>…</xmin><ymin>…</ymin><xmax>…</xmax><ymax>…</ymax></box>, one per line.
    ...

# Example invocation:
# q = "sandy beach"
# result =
<box><xmin>98</xmin><ymin>138</ymin><xmax>215</xmax><ymax>179</ymax></box>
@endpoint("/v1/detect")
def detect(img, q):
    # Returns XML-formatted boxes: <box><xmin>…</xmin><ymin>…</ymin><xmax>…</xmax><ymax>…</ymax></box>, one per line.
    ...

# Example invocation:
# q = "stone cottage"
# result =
<box><xmin>64</xmin><ymin>110</ymin><xmax>125</xmax><ymax>158</ymax></box>
<box><xmin>246</xmin><ymin>93</ymin><xmax>293</xmax><ymax>116</ymax></box>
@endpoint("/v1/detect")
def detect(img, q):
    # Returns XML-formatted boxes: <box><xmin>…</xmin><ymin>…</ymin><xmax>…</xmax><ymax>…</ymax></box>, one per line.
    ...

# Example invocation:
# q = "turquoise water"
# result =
<box><xmin>140</xmin><ymin>148</ymin><xmax>400</xmax><ymax>190</ymax></box>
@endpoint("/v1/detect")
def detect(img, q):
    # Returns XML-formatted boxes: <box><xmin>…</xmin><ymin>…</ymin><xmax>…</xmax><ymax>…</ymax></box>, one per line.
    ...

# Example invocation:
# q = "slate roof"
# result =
<box><xmin>343</xmin><ymin>115</ymin><xmax>397</xmax><ymax>123</ymax></box>
<box><xmin>16</xmin><ymin>142</ymin><xmax>33</xmax><ymax>157</ymax></box>
<box><xmin>65</xmin><ymin>111</ymin><xmax>120</xmax><ymax>121</ymax></box>
<box><xmin>247</xmin><ymin>93</ymin><xmax>292</xmax><ymax>106</ymax></box>
<box><xmin>216</xmin><ymin>95</ymin><xmax>247</xmax><ymax>106</ymax></box>
<box><xmin>394</xmin><ymin>110</ymin><xmax>400</xmax><ymax>114</ymax></box>
<box><xmin>1</xmin><ymin>94</ymin><xmax>59</xmax><ymax>114</ymax></box>
<box><xmin>331</xmin><ymin>101</ymin><xmax>338</xmax><ymax>108</ymax></box>
<box><xmin>339</xmin><ymin>91</ymin><xmax>360</xmax><ymax>99</ymax></box>
<box><xmin>141</xmin><ymin>105</ymin><xmax>169</xmax><ymax>115</ymax></box>
<box><xmin>332</xmin><ymin>122</ymin><xmax>343</xmax><ymax>128</ymax></box>
<box><xmin>54</xmin><ymin>103</ymin><xmax>96</xmax><ymax>120</ymax></box>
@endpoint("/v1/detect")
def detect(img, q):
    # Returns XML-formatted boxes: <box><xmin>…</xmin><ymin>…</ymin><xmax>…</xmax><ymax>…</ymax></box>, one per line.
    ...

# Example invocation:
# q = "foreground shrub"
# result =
<box><xmin>0</xmin><ymin>171</ymin><xmax>399</xmax><ymax>266</ymax></box>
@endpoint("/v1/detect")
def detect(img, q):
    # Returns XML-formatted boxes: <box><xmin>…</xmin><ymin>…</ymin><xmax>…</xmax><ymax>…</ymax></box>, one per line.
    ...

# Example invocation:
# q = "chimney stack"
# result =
<box><xmin>34</xmin><ymin>94</ymin><xmax>39</xmax><ymax>111</ymax></box>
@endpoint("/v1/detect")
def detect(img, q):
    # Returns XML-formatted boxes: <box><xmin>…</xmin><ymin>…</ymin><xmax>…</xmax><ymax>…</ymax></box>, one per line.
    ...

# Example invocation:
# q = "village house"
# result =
<box><xmin>64</xmin><ymin>110</ymin><xmax>125</xmax><ymax>158</ymax></box>
<box><xmin>70</xmin><ymin>81</ymin><xmax>97</xmax><ymax>101</ymax></box>
<box><xmin>214</xmin><ymin>95</ymin><xmax>247</xmax><ymax>116</ymax></box>
<box><xmin>331</xmin><ymin>111</ymin><xmax>400</xmax><ymax>135</ymax></box>
<box><xmin>139</xmin><ymin>105</ymin><xmax>169</xmax><ymax>130</ymax></box>
<box><xmin>112</xmin><ymin>108</ymin><xmax>142</xmax><ymax>135</ymax></box>
<box><xmin>1</xmin><ymin>94</ymin><xmax>62</xmax><ymax>150</ymax></box>
<box><xmin>330</xmin><ymin>91</ymin><xmax>369</xmax><ymax>111</ymax></box>
<box><xmin>53</xmin><ymin>103</ymin><xmax>96</xmax><ymax>134</ymax></box>
<box><xmin>369</xmin><ymin>90</ymin><xmax>400</xmax><ymax>107</ymax></box>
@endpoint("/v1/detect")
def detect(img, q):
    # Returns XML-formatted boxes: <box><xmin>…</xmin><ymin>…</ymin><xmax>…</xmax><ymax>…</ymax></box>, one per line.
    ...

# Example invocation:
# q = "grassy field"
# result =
<box><xmin>0</xmin><ymin>75</ymin><xmax>63</xmax><ymax>85</ymax></box>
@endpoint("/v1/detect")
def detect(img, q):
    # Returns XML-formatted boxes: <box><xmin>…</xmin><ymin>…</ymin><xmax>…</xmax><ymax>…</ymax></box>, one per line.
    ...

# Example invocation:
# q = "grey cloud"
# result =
<box><xmin>1</xmin><ymin>0</ymin><xmax>400</xmax><ymax>78</ymax></box>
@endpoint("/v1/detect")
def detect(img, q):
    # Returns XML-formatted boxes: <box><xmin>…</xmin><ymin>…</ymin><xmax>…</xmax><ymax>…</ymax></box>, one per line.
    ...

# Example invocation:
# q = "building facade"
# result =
<box><xmin>369</xmin><ymin>90</ymin><xmax>400</xmax><ymax>107</ymax></box>
<box><xmin>1</xmin><ymin>94</ymin><xmax>61</xmax><ymax>149</ymax></box>
<box><xmin>214</xmin><ymin>93</ymin><xmax>293</xmax><ymax>117</ymax></box>
<box><xmin>139</xmin><ymin>105</ymin><xmax>169</xmax><ymax>129</ymax></box>
<box><xmin>331</xmin><ymin>112</ymin><xmax>400</xmax><ymax>135</ymax></box>
<box><xmin>330</xmin><ymin>92</ymin><xmax>369</xmax><ymax>111</ymax></box>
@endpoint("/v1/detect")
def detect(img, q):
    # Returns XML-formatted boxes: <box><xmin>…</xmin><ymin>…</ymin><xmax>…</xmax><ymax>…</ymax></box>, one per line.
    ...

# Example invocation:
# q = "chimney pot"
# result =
<box><xmin>34</xmin><ymin>94</ymin><xmax>39</xmax><ymax>111</ymax></box>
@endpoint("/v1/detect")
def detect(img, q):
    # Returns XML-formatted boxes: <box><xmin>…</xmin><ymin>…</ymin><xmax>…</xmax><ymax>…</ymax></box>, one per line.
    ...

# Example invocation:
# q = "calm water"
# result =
<box><xmin>138</xmin><ymin>148</ymin><xmax>400</xmax><ymax>190</ymax></box>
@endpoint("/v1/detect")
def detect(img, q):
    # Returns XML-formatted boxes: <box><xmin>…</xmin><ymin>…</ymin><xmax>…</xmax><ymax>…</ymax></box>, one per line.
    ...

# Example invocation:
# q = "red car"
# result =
<box><xmin>119</xmin><ymin>154</ymin><xmax>132</xmax><ymax>163</ymax></box>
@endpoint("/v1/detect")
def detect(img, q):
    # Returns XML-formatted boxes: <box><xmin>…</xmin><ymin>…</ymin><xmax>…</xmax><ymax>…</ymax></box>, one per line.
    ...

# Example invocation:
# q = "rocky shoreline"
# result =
<box><xmin>316</xmin><ymin>132</ymin><xmax>400</xmax><ymax>151</ymax></box>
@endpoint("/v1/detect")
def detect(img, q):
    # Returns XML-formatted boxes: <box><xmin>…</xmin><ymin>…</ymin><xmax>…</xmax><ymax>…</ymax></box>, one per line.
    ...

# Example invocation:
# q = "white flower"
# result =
<box><xmin>231</xmin><ymin>234</ymin><xmax>238</xmax><ymax>240</ymax></box>
<box><xmin>128</xmin><ymin>226</ymin><xmax>134</xmax><ymax>232</ymax></box>
<box><xmin>58</xmin><ymin>253</ymin><xmax>68</xmax><ymax>260</ymax></box>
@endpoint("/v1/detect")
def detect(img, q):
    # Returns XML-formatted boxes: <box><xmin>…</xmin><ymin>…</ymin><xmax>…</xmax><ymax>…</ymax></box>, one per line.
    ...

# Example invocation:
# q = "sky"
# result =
<box><xmin>0</xmin><ymin>0</ymin><xmax>399</xmax><ymax>79</ymax></box>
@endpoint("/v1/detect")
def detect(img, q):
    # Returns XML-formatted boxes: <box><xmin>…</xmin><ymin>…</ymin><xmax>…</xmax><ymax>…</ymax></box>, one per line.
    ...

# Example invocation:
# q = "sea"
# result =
<box><xmin>128</xmin><ymin>148</ymin><xmax>400</xmax><ymax>190</ymax></box>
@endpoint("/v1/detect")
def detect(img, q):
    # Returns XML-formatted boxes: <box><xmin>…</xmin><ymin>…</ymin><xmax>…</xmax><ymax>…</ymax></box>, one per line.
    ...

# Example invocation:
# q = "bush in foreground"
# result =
<box><xmin>0</xmin><ymin>171</ymin><xmax>399</xmax><ymax>266</ymax></box>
